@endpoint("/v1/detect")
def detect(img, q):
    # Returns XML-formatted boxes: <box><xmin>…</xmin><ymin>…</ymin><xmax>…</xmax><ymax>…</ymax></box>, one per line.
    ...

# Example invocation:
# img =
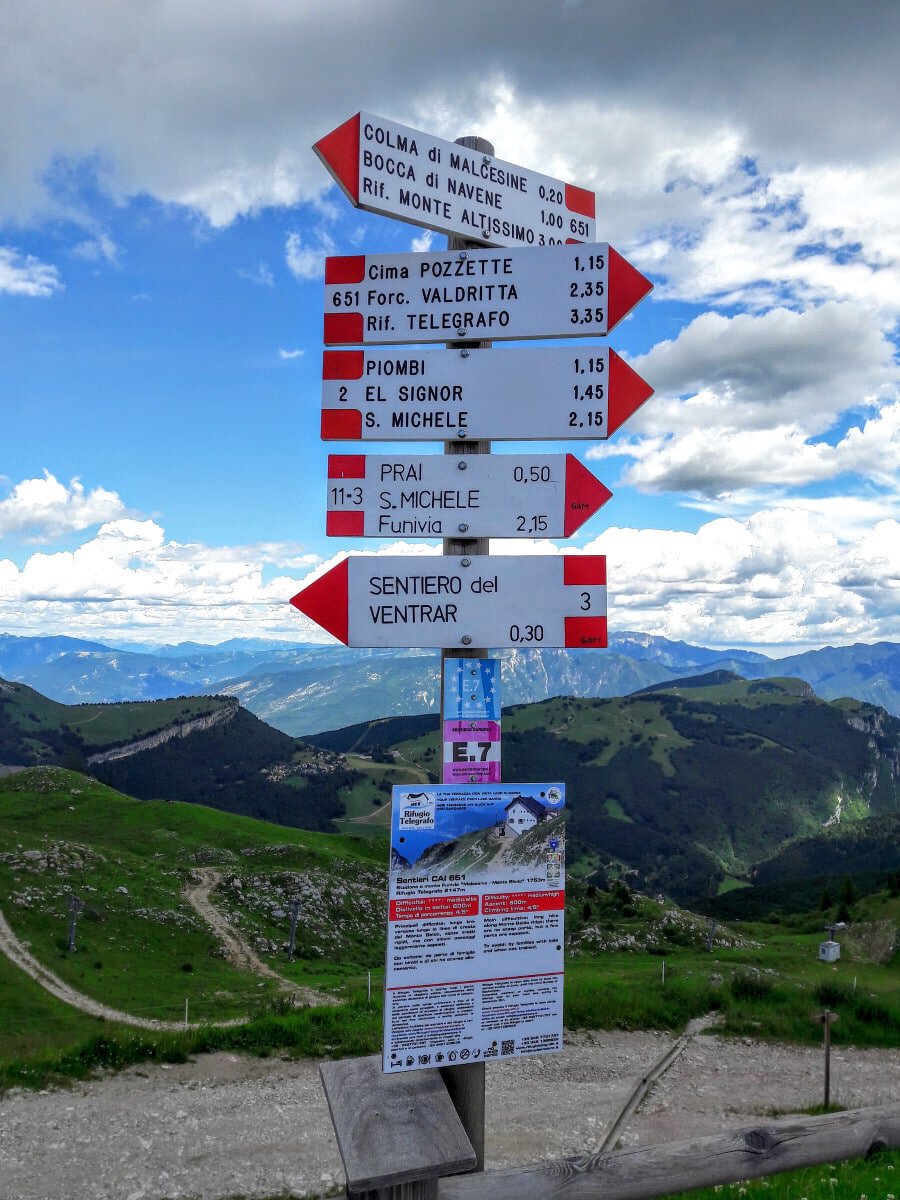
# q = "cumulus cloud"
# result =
<box><xmin>0</xmin><ymin>474</ymin><xmax>128</xmax><ymax>539</ymax></box>
<box><xmin>285</xmin><ymin>229</ymin><xmax>335</xmax><ymax>281</ymax></box>
<box><xmin>0</xmin><ymin>521</ymin><xmax>445</xmax><ymax>644</ymax></box>
<box><xmin>1</xmin><ymin>1</ymin><xmax>897</xmax><ymax>309</ymax></box>
<box><xmin>278</xmin><ymin>347</ymin><xmax>304</xmax><ymax>360</ymax></box>
<box><xmin>589</xmin><ymin>303</ymin><xmax>900</xmax><ymax>499</ymax></box>
<box><xmin>237</xmin><ymin>262</ymin><xmax>274</xmax><ymax>286</ymax></box>
<box><xmin>0</xmin><ymin>247</ymin><xmax>62</xmax><ymax>296</ymax></box>
<box><xmin>587</xmin><ymin>507</ymin><xmax>900</xmax><ymax>649</ymax></box>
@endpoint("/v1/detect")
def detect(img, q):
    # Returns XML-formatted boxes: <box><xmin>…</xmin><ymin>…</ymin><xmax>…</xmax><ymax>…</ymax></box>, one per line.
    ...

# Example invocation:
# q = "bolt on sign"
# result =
<box><xmin>315</xmin><ymin>111</ymin><xmax>596</xmax><ymax>247</ymax></box>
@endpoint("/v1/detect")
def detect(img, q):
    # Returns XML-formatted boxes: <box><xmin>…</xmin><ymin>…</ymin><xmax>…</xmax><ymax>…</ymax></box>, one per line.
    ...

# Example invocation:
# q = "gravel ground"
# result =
<box><xmin>1</xmin><ymin>1032</ymin><xmax>898</xmax><ymax>1200</ymax></box>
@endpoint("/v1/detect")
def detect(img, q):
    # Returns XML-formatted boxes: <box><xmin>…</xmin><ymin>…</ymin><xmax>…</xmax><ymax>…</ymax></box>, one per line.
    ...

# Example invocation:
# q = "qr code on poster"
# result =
<box><xmin>501</xmin><ymin>1039</ymin><xmax>515</xmax><ymax>1056</ymax></box>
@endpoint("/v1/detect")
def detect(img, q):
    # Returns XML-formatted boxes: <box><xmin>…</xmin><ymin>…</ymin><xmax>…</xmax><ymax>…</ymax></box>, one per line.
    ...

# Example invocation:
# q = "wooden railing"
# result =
<box><xmin>320</xmin><ymin>1056</ymin><xmax>899</xmax><ymax>1200</ymax></box>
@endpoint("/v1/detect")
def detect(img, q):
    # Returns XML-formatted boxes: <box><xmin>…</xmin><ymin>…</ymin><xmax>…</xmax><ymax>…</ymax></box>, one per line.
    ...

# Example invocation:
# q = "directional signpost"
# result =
<box><xmin>300</xmin><ymin>113</ymin><xmax>654</xmax><ymax>1137</ymax></box>
<box><xmin>323</xmin><ymin>243</ymin><xmax>650</xmax><ymax>345</ymax></box>
<box><xmin>289</xmin><ymin>555</ymin><xmax>607</xmax><ymax>649</ymax></box>
<box><xmin>315</xmin><ymin>111</ymin><xmax>596</xmax><ymax>247</ymax></box>
<box><xmin>321</xmin><ymin>344</ymin><xmax>653</xmax><ymax>441</ymax></box>
<box><xmin>325</xmin><ymin>453</ymin><xmax>612</xmax><ymax>539</ymax></box>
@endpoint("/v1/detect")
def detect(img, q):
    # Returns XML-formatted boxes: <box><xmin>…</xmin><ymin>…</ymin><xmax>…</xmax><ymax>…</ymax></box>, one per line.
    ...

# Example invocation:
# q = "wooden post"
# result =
<box><xmin>437</xmin><ymin>132</ymin><xmax>494</xmax><ymax>1175</ymax></box>
<box><xmin>287</xmin><ymin>898</ymin><xmax>300</xmax><ymax>962</ymax></box>
<box><xmin>821</xmin><ymin>1009</ymin><xmax>837</xmax><ymax>1107</ymax></box>
<box><xmin>67</xmin><ymin>894</ymin><xmax>82</xmax><ymax>953</ymax></box>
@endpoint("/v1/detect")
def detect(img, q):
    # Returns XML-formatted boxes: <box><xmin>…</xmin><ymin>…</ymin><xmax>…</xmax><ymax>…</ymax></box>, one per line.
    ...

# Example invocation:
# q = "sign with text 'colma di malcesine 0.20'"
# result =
<box><xmin>323</xmin><ymin>243</ymin><xmax>651</xmax><ymax>346</ymax></box>
<box><xmin>325</xmin><ymin>453</ymin><xmax>612</xmax><ymax>539</ymax></box>
<box><xmin>321</xmin><ymin>345</ymin><xmax>653</xmax><ymax>442</ymax></box>
<box><xmin>384</xmin><ymin>782</ymin><xmax>565</xmax><ymax>1073</ymax></box>
<box><xmin>314</xmin><ymin>111</ymin><xmax>595</xmax><ymax>247</ymax></box>
<box><xmin>289</xmin><ymin>555</ymin><xmax>606</xmax><ymax>649</ymax></box>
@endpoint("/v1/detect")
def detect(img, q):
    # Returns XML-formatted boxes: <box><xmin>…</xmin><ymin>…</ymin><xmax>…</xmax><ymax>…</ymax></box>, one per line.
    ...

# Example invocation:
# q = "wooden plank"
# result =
<box><xmin>439</xmin><ymin>1103</ymin><xmax>900</xmax><ymax>1200</ymax></box>
<box><xmin>320</xmin><ymin>1056</ymin><xmax>477</xmax><ymax>1194</ymax></box>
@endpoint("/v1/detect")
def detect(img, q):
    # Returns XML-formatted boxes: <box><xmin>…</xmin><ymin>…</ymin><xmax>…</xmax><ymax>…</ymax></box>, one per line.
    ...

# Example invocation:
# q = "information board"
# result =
<box><xmin>384</xmin><ymin>783</ymin><xmax>565</xmax><ymax>1073</ymax></box>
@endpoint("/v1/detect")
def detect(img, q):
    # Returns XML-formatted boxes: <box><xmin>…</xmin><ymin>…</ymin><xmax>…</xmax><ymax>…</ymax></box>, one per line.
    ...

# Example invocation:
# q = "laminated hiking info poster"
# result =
<box><xmin>384</xmin><ymin>782</ymin><xmax>565</xmax><ymax>1073</ymax></box>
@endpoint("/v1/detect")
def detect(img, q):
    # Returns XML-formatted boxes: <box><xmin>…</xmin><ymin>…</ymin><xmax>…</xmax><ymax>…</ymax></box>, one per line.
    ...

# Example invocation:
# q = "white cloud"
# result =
<box><xmin>70</xmin><ymin>233</ymin><xmax>119</xmax><ymax>264</ymax></box>
<box><xmin>0</xmin><ymin>247</ymin><xmax>62</xmax><ymax>296</ymax></box>
<box><xmin>411</xmin><ymin>229</ymin><xmax>434</xmax><ymax>253</ymax></box>
<box><xmin>589</xmin><ymin>303</ymin><xmax>900</xmax><ymax>499</ymax></box>
<box><xmin>237</xmin><ymin>262</ymin><xmax>274</xmax><ymax>286</ymax></box>
<box><xmin>285</xmin><ymin>229</ymin><xmax>335</xmax><ymax>282</ymax></box>
<box><xmin>0</xmin><ymin>474</ymin><xmax>128</xmax><ymax>539</ymax></box>
<box><xmin>586</xmin><ymin>506</ymin><xmax>900</xmax><ymax>649</ymax></box>
<box><xmin>278</xmin><ymin>347</ymin><xmax>304</xmax><ymax>360</ymax></box>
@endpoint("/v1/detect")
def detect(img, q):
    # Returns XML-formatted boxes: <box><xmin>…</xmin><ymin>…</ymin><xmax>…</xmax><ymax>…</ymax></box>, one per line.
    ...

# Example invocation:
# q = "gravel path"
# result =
<box><xmin>183</xmin><ymin>869</ymin><xmax>336</xmax><ymax>1007</ymax></box>
<box><xmin>1</xmin><ymin>1032</ymin><xmax>897</xmax><ymax>1200</ymax></box>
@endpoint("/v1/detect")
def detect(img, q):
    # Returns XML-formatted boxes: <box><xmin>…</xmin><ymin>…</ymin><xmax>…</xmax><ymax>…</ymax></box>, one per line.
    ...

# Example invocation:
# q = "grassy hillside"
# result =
<box><xmin>0</xmin><ymin>767</ymin><xmax>386</xmax><ymax>1030</ymax></box>
<box><xmin>0</xmin><ymin>679</ymin><xmax>359</xmax><ymax>833</ymax></box>
<box><xmin>1</xmin><ymin>765</ymin><xmax>897</xmax><ymax>1090</ymax></box>
<box><xmin>310</xmin><ymin>676</ymin><xmax>900</xmax><ymax>903</ymax></box>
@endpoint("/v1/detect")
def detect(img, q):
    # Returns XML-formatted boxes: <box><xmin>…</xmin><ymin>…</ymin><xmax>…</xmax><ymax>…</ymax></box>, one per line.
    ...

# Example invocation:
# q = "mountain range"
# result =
<box><xmin>3</xmin><ymin>632</ymin><xmax>900</xmax><ymax>734</ymax></box>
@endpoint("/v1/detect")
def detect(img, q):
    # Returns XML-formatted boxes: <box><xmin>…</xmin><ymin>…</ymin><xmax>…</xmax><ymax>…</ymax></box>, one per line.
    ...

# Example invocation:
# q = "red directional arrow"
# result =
<box><xmin>564</xmin><ymin>455</ymin><xmax>613</xmax><ymax>536</ymax></box>
<box><xmin>313</xmin><ymin>114</ymin><xmax>361</xmax><ymax>205</ymax></box>
<box><xmin>607</xmin><ymin>349</ymin><xmax>654</xmax><ymax>436</ymax></box>
<box><xmin>290</xmin><ymin>558</ymin><xmax>349</xmax><ymax>644</ymax></box>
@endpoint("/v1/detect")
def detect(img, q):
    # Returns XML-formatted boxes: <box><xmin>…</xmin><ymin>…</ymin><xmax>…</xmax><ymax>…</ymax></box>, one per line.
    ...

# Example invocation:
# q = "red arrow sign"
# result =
<box><xmin>290</xmin><ymin>555</ymin><xmax>607</xmax><ymax>649</ymax></box>
<box><xmin>325</xmin><ymin>452</ymin><xmax>611</xmax><ymax>539</ymax></box>
<box><xmin>314</xmin><ymin>111</ymin><xmax>596</xmax><ymax>247</ymax></box>
<box><xmin>320</xmin><ymin>345</ymin><xmax>651</xmax><ymax>442</ymax></box>
<box><xmin>323</xmin><ymin>243</ymin><xmax>651</xmax><ymax>346</ymax></box>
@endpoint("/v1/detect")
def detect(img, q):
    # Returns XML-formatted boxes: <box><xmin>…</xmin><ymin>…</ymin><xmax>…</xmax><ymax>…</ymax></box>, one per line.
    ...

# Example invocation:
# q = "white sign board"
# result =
<box><xmin>290</xmin><ymin>555</ymin><xmax>607</xmax><ymax>649</ymax></box>
<box><xmin>384</xmin><ymin>783</ymin><xmax>565</xmax><ymax>1073</ymax></box>
<box><xmin>325</xmin><ymin>453</ymin><xmax>611</xmax><ymax>539</ymax></box>
<box><xmin>323</xmin><ymin>243</ymin><xmax>651</xmax><ymax>346</ymax></box>
<box><xmin>321</xmin><ymin>345</ymin><xmax>653</xmax><ymax>442</ymax></box>
<box><xmin>314</xmin><ymin>111</ymin><xmax>596</xmax><ymax>247</ymax></box>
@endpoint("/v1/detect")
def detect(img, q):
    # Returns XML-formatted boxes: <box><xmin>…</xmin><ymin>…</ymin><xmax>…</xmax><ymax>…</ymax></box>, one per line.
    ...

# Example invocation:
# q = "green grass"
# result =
<box><xmin>61</xmin><ymin>696</ymin><xmax>228</xmax><ymax>747</ymax></box>
<box><xmin>0</xmin><ymin>996</ymin><xmax>383</xmax><ymax>1094</ymax></box>
<box><xmin>661</xmin><ymin>1148</ymin><xmax>900</xmax><ymax>1200</ymax></box>
<box><xmin>0</xmin><ymin>768</ymin><xmax>387</xmax><ymax>1024</ymax></box>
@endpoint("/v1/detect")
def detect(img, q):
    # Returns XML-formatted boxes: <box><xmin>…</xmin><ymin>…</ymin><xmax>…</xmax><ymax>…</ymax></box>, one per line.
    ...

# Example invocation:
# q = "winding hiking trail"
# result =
<box><xmin>183</xmin><ymin>868</ymin><xmax>337</xmax><ymax>1007</ymax></box>
<box><xmin>0</xmin><ymin>907</ymin><xmax>188</xmax><ymax>1031</ymax></box>
<box><xmin>0</xmin><ymin>870</ymin><xmax>334</xmax><ymax>1030</ymax></box>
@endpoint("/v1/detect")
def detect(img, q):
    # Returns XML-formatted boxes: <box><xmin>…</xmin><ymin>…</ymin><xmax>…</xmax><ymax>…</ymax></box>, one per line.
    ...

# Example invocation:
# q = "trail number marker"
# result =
<box><xmin>326</xmin><ymin>453</ymin><xmax>611</xmax><ymax>539</ymax></box>
<box><xmin>323</xmin><ymin>243</ymin><xmax>651</xmax><ymax>346</ymax></box>
<box><xmin>321</xmin><ymin>345</ymin><xmax>652</xmax><ymax>441</ymax></box>
<box><xmin>314</xmin><ymin>111</ymin><xmax>595</xmax><ymax>247</ymax></box>
<box><xmin>290</xmin><ymin>555</ymin><xmax>607</xmax><ymax>649</ymax></box>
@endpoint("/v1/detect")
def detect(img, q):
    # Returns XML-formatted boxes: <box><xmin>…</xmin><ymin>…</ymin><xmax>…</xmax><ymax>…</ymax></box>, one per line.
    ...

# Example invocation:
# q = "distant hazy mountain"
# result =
<box><xmin>4</xmin><ymin>630</ymin><xmax>900</xmax><ymax>734</ymax></box>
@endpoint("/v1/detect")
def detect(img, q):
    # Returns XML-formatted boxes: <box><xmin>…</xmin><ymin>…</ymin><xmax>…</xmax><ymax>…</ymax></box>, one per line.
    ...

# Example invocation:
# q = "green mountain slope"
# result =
<box><xmin>0</xmin><ymin>678</ymin><xmax>357</xmax><ymax>833</ymax></box>
<box><xmin>0</xmin><ymin>766</ymin><xmax>386</xmax><ymax>1036</ymax></box>
<box><xmin>310</xmin><ymin>675</ymin><xmax>900</xmax><ymax>903</ymax></box>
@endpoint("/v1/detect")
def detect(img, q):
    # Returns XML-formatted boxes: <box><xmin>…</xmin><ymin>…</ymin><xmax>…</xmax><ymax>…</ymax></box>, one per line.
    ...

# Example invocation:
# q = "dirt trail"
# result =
<box><xmin>0</xmin><ymin>907</ymin><xmax>188</xmax><ymax>1031</ymax></box>
<box><xmin>183</xmin><ymin>868</ymin><xmax>337</xmax><ymax>1006</ymax></box>
<box><xmin>1</xmin><ymin>1032</ymin><xmax>898</xmax><ymax>1200</ymax></box>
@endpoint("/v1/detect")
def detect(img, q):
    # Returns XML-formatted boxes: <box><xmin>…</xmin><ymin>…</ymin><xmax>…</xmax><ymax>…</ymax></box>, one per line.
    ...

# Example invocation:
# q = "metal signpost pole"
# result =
<box><xmin>439</xmin><ymin>132</ymin><xmax>493</xmax><ymax>1174</ymax></box>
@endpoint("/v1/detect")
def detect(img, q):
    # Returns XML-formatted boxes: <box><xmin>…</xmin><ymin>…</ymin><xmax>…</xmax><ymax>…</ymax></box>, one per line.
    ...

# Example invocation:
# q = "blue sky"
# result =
<box><xmin>1</xmin><ymin>1</ymin><xmax>898</xmax><ymax>653</ymax></box>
